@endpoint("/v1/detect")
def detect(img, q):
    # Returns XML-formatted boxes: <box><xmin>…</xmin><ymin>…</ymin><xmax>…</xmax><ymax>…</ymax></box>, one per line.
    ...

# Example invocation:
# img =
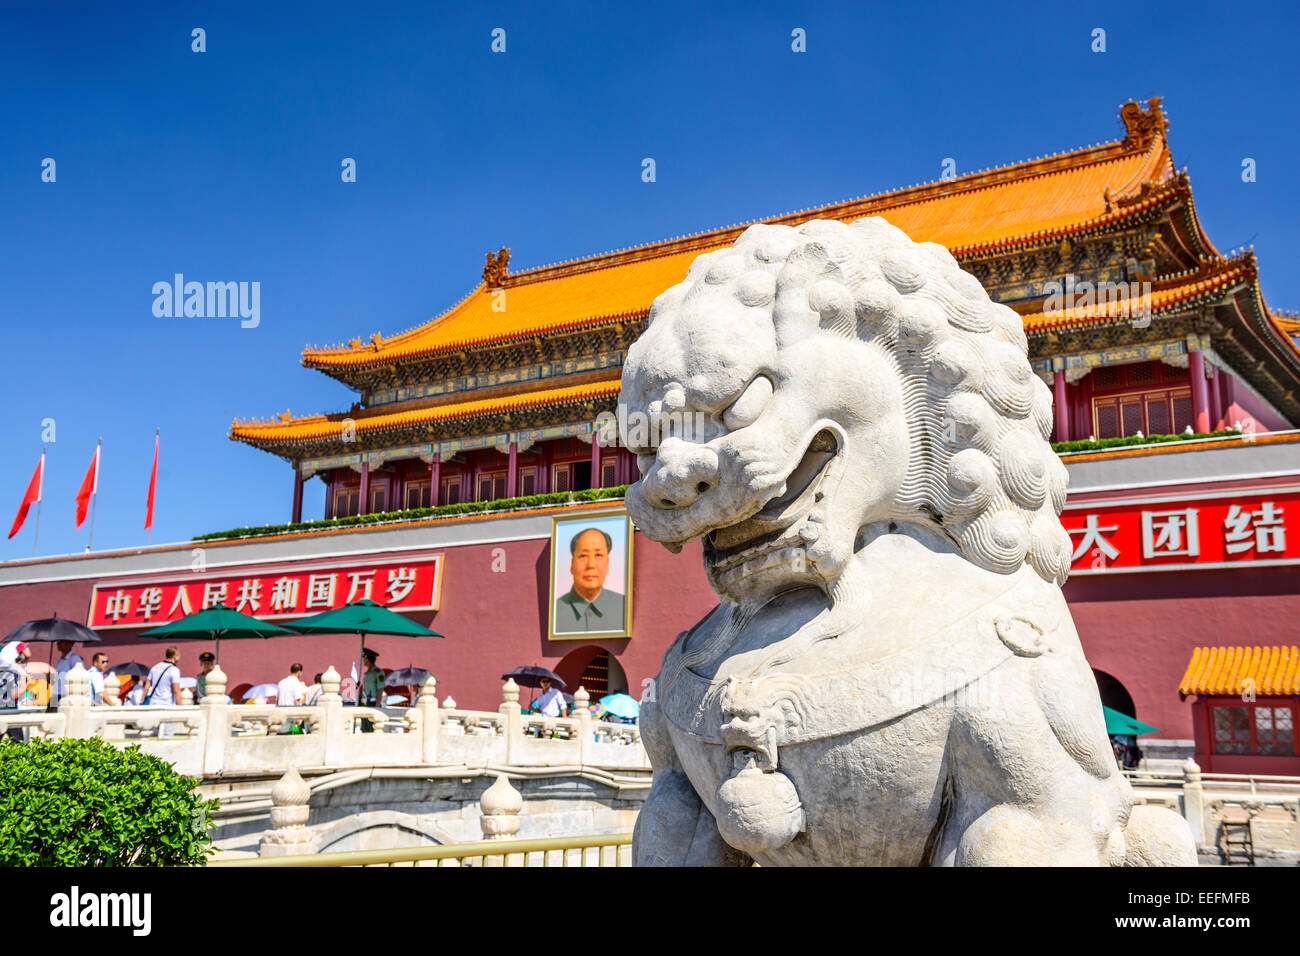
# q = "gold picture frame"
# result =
<box><xmin>548</xmin><ymin>509</ymin><xmax>633</xmax><ymax>640</ymax></box>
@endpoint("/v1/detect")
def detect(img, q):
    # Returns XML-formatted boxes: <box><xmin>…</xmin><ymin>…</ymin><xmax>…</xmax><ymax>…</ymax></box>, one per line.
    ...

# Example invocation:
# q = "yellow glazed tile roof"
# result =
<box><xmin>1179</xmin><ymin>646</ymin><xmax>1300</xmax><ymax>697</ymax></box>
<box><xmin>231</xmin><ymin>378</ymin><xmax>621</xmax><ymax>444</ymax></box>
<box><xmin>305</xmin><ymin>129</ymin><xmax>1173</xmax><ymax>370</ymax></box>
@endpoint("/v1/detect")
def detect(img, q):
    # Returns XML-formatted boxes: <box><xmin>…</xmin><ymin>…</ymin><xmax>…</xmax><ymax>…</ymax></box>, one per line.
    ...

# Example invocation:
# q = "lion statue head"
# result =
<box><xmin>619</xmin><ymin>217</ymin><xmax>1073</xmax><ymax>605</ymax></box>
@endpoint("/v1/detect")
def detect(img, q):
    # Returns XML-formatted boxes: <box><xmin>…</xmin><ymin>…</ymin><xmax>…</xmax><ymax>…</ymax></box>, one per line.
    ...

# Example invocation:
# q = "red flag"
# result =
<box><xmin>145</xmin><ymin>432</ymin><xmax>158</xmax><ymax>530</ymax></box>
<box><xmin>75</xmin><ymin>445</ymin><xmax>100</xmax><ymax>528</ymax></box>
<box><xmin>8</xmin><ymin>453</ymin><xmax>43</xmax><ymax>539</ymax></box>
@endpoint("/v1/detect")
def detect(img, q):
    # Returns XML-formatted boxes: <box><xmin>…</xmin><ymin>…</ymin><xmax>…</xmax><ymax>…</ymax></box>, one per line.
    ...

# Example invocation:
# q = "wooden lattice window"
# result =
<box><xmin>1255</xmin><ymin>706</ymin><xmax>1296</xmax><ymax>756</ymax></box>
<box><xmin>368</xmin><ymin>485</ymin><xmax>387</xmax><ymax>514</ymax></box>
<box><xmin>1094</xmin><ymin>366</ymin><xmax>1121</xmax><ymax>389</ymax></box>
<box><xmin>1213</xmin><ymin>703</ymin><xmax>1296</xmax><ymax>756</ymax></box>
<box><xmin>601</xmin><ymin>455</ymin><xmax>618</xmax><ymax>489</ymax></box>
<box><xmin>553</xmin><ymin>463</ymin><xmax>572</xmax><ymax>494</ymax></box>
<box><xmin>477</xmin><ymin>472</ymin><xmax>507</xmax><ymax>502</ymax></box>
<box><xmin>405</xmin><ymin>479</ymin><xmax>431</xmax><ymax>510</ymax></box>
<box><xmin>520</xmin><ymin>467</ymin><xmax>536</xmax><ymax>497</ymax></box>
<box><xmin>333</xmin><ymin>486</ymin><xmax>360</xmax><ymax>518</ymax></box>
<box><xmin>1096</xmin><ymin>404</ymin><xmax>1119</xmax><ymax>439</ymax></box>
<box><xmin>441</xmin><ymin>477</ymin><xmax>461</xmax><ymax>505</ymax></box>
<box><xmin>1213</xmin><ymin>706</ymin><xmax>1252</xmax><ymax>755</ymax></box>
<box><xmin>1129</xmin><ymin>362</ymin><xmax>1157</xmax><ymax>386</ymax></box>
<box><xmin>1094</xmin><ymin>387</ymin><xmax>1193</xmax><ymax>439</ymax></box>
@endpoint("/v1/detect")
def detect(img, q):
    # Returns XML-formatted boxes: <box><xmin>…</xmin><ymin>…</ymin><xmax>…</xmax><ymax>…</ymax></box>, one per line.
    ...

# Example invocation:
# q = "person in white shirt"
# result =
<box><xmin>87</xmin><ymin>652</ymin><xmax>113</xmax><ymax>706</ymax></box>
<box><xmin>535</xmin><ymin>676</ymin><xmax>567</xmax><ymax>717</ymax></box>
<box><xmin>53</xmin><ymin>641</ymin><xmax>85</xmax><ymax>706</ymax></box>
<box><xmin>144</xmin><ymin>646</ymin><xmax>182</xmax><ymax>738</ymax></box>
<box><xmin>277</xmin><ymin>664</ymin><xmax>307</xmax><ymax>706</ymax></box>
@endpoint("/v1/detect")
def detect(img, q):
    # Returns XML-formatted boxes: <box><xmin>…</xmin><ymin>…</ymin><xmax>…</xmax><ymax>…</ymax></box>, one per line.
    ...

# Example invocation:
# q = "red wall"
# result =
<box><xmin>0</xmin><ymin>532</ymin><xmax>716</xmax><ymax>712</ymax></box>
<box><xmin>1064</xmin><ymin>565</ymin><xmax>1298</xmax><ymax>740</ymax></box>
<box><xmin>3</xmin><ymin>528</ymin><xmax>1295</xmax><ymax>741</ymax></box>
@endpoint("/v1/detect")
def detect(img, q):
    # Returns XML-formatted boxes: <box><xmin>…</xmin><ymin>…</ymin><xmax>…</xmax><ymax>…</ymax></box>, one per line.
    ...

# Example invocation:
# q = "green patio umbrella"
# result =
<box><xmin>1102</xmin><ymin>705</ymin><xmax>1160</xmax><ymax>736</ymax></box>
<box><xmin>285</xmin><ymin>599</ymin><xmax>443</xmax><ymax>705</ymax></box>
<box><xmin>140</xmin><ymin>603</ymin><xmax>297</xmax><ymax>664</ymax></box>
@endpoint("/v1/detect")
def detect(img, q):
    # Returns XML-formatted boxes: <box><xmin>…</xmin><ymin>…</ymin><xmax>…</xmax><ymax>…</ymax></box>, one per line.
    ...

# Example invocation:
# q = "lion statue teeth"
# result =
<box><xmin>622</xmin><ymin>217</ymin><xmax>1197</xmax><ymax>866</ymax></box>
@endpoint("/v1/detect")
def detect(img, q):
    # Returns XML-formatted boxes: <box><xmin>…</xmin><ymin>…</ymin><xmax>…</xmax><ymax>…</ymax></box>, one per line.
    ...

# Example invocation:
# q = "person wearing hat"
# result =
<box><xmin>195</xmin><ymin>652</ymin><xmax>216</xmax><ymax>701</ymax></box>
<box><xmin>359</xmin><ymin>648</ymin><xmax>385</xmax><ymax>733</ymax></box>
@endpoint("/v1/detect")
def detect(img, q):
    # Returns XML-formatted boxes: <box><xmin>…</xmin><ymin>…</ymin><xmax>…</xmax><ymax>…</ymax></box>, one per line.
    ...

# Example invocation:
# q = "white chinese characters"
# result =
<box><xmin>1224</xmin><ymin>502</ymin><xmax>1286</xmax><ymax>554</ymax></box>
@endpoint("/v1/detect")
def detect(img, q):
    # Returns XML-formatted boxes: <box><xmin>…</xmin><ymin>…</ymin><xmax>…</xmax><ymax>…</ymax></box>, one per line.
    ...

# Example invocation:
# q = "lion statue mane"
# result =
<box><xmin>621</xmin><ymin>217</ymin><xmax>1197</xmax><ymax>866</ymax></box>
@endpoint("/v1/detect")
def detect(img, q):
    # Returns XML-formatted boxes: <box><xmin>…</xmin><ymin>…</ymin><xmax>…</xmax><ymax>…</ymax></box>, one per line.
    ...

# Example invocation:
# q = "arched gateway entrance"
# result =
<box><xmin>555</xmin><ymin>646</ymin><xmax>628</xmax><ymax>699</ymax></box>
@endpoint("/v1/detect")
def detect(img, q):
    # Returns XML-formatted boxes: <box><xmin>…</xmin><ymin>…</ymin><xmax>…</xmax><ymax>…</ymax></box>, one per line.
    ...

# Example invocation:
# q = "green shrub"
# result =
<box><xmin>1051</xmin><ymin>429</ymin><xmax>1241</xmax><ymax>454</ymax></box>
<box><xmin>194</xmin><ymin>484</ymin><xmax>631</xmax><ymax>542</ymax></box>
<box><xmin>0</xmin><ymin>737</ymin><xmax>219</xmax><ymax>866</ymax></box>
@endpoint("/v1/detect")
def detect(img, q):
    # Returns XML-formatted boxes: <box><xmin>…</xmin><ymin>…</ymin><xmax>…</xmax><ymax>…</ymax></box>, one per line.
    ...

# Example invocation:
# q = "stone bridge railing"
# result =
<box><xmin>0</xmin><ymin>663</ymin><xmax>649</xmax><ymax>779</ymax></box>
<box><xmin>1126</xmin><ymin>762</ymin><xmax>1300</xmax><ymax>862</ymax></box>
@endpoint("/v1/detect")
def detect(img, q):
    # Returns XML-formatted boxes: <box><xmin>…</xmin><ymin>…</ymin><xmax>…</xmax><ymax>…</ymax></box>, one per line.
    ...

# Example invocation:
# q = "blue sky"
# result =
<box><xmin>2</xmin><ymin>0</ymin><xmax>1295</xmax><ymax>560</ymax></box>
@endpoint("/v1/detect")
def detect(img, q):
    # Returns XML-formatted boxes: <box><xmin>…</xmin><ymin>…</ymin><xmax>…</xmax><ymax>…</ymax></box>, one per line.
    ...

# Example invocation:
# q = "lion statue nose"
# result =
<box><xmin>640</xmin><ymin>439</ymin><xmax>720</xmax><ymax>509</ymax></box>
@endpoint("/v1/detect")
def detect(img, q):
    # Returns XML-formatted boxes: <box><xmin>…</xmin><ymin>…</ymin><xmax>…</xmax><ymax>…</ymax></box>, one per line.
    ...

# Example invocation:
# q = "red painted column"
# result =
<box><xmin>1188</xmin><ymin>349</ymin><xmax>1210</xmax><ymax>432</ymax></box>
<box><xmin>590</xmin><ymin>431</ymin><xmax>602</xmax><ymax>489</ymax></box>
<box><xmin>1053</xmin><ymin>369</ymin><xmax>1069</xmax><ymax>443</ymax></box>
<box><xmin>430</xmin><ymin>457</ymin><xmax>441</xmax><ymax>507</ymax></box>
<box><xmin>506</xmin><ymin>441</ymin><xmax>519</xmax><ymax>498</ymax></box>
<box><xmin>291</xmin><ymin>468</ymin><xmax>303</xmax><ymax>523</ymax></box>
<box><xmin>537</xmin><ymin>444</ymin><xmax>550</xmax><ymax>494</ymax></box>
<box><xmin>359</xmin><ymin>459</ymin><xmax>370</xmax><ymax>514</ymax></box>
<box><xmin>1208</xmin><ymin>367</ymin><xmax>1222</xmax><ymax>431</ymax></box>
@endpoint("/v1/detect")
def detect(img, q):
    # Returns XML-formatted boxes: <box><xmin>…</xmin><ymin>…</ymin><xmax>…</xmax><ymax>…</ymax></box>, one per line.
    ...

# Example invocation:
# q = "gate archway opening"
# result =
<box><xmin>555</xmin><ymin>646</ymin><xmax>628</xmax><ymax>700</ymax></box>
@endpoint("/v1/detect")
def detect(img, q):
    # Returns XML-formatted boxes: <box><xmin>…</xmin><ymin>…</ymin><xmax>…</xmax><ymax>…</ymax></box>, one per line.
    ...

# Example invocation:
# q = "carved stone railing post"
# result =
<box><xmin>499</xmin><ymin>678</ymin><xmax>521</xmax><ymax>764</ymax></box>
<box><xmin>480</xmin><ymin>773</ymin><xmax>522</xmax><ymax>865</ymax></box>
<box><xmin>180</xmin><ymin>687</ymin><xmax>194</xmax><ymax>706</ymax></box>
<box><xmin>416</xmin><ymin>674</ymin><xmax>440</xmax><ymax>764</ymax></box>
<box><xmin>1182</xmin><ymin>759</ymin><xmax>1206</xmax><ymax>845</ymax></box>
<box><xmin>259</xmin><ymin>767</ymin><xmax>313</xmax><ymax>857</ymax></box>
<box><xmin>572</xmin><ymin>686</ymin><xmax>591</xmax><ymax>766</ymax></box>
<box><xmin>103</xmin><ymin>672</ymin><xmax>121</xmax><ymax>707</ymax></box>
<box><xmin>199</xmin><ymin>665</ymin><xmax>229</xmax><ymax>776</ymax></box>
<box><xmin>57</xmin><ymin>663</ymin><xmax>92</xmax><ymax>738</ymax></box>
<box><xmin>317</xmin><ymin>666</ymin><xmax>345</xmax><ymax>766</ymax></box>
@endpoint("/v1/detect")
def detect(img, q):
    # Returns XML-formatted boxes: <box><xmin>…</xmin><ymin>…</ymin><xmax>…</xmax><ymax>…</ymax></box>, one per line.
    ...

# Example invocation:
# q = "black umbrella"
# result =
<box><xmin>501</xmin><ymin>666</ymin><xmax>565</xmax><ymax>690</ymax></box>
<box><xmin>4</xmin><ymin>615</ymin><xmax>102</xmax><ymax>645</ymax></box>
<box><xmin>108</xmin><ymin>662</ymin><xmax>150</xmax><ymax>679</ymax></box>
<box><xmin>384</xmin><ymin>667</ymin><xmax>433</xmax><ymax>688</ymax></box>
<box><xmin>5</xmin><ymin>615</ymin><xmax>104</xmax><ymax>702</ymax></box>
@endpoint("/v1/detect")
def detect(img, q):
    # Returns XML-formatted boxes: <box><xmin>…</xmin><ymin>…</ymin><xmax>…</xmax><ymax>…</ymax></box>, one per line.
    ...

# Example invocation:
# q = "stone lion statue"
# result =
<box><xmin>621</xmin><ymin>217</ymin><xmax>1196</xmax><ymax>866</ymax></box>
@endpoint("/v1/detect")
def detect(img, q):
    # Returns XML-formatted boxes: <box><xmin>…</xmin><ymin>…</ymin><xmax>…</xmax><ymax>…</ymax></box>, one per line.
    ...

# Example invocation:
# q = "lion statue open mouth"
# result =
<box><xmin>622</xmin><ymin>217</ymin><xmax>1196</xmax><ymax>866</ymax></box>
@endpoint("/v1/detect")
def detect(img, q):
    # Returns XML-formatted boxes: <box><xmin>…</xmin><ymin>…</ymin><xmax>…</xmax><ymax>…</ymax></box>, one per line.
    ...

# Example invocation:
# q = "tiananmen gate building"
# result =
<box><xmin>3</xmin><ymin>98</ymin><xmax>1298</xmax><ymax>773</ymax></box>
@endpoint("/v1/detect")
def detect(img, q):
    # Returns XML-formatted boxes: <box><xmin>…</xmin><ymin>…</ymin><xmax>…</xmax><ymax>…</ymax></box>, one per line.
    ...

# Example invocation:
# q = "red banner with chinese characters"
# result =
<box><xmin>1062</xmin><ymin>487</ymin><xmax>1300</xmax><ymax>574</ymax></box>
<box><xmin>88</xmin><ymin>556</ymin><xmax>443</xmax><ymax>629</ymax></box>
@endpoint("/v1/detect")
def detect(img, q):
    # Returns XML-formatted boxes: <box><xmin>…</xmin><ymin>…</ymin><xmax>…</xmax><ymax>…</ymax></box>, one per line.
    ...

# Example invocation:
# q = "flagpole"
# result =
<box><xmin>32</xmin><ymin>445</ymin><xmax>44</xmax><ymax>557</ymax></box>
<box><xmin>147</xmin><ymin>428</ymin><xmax>158</xmax><ymax>546</ymax></box>
<box><xmin>87</xmin><ymin>437</ymin><xmax>100</xmax><ymax>553</ymax></box>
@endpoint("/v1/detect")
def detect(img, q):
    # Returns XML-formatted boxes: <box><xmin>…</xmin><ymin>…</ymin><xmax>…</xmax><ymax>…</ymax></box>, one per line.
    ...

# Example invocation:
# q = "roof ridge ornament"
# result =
<box><xmin>483</xmin><ymin>247</ymin><xmax>510</xmax><ymax>288</ymax></box>
<box><xmin>1119</xmin><ymin>96</ymin><xmax>1167</xmax><ymax>151</ymax></box>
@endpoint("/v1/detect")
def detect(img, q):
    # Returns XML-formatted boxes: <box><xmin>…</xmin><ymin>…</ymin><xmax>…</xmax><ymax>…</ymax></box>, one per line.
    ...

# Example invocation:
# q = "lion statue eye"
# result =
<box><xmin>722</xmin><ymin>375</ymin><xmax>774</xmax><ymax>431</ymax></box>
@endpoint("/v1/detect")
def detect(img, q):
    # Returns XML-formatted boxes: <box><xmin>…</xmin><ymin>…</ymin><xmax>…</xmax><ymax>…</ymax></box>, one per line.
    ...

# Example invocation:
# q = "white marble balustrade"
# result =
<box><xmin>0</xmin><ymin>663</ymin><xmax>649</xmax><ymax>778</ymax></box>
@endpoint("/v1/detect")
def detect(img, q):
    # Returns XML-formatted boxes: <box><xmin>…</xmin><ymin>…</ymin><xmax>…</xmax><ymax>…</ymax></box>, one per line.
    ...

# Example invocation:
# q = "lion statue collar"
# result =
<box><xmin>653</xmin><ymin>526</ymin><xmax>1063</xmax><ymax>755</ymax></box>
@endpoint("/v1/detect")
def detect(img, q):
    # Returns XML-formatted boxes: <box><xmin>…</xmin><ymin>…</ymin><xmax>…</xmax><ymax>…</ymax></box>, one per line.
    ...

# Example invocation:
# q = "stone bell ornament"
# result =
<box><xmin>623</xmin><ymin>217</ymin><xmax>1197</xmax><ymax>866</ymax></box>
